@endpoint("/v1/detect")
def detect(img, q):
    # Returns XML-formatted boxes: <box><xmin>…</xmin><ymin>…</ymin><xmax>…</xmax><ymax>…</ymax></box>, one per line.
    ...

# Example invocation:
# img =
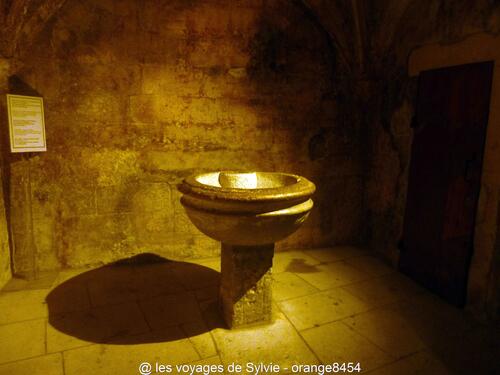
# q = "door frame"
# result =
<box><xmin>408</xmin><ymin>33</ymin><xmax>499</xmax><ymax>315</ymax></box>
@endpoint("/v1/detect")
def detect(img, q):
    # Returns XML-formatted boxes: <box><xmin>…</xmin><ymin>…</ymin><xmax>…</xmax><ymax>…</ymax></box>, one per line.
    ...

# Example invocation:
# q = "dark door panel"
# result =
<box><xmin>400</xmin><ymin>61</ymin><xmax>493</xmax><ymax>306</ymax></box>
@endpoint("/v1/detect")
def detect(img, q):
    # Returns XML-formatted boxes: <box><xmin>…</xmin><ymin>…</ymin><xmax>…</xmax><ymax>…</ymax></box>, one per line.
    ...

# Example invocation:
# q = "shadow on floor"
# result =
<box><xmin>46</xmin><ymin>253</ymin><xmax>224</xmax><ymax>344</ymax></box>
<box><xmin>284</xmin><ymin>258</ymin><xmax>320</xmax><ymax>273</ymax></box>
<box><xmin>394</xmin><ymin>295</ymin><xmax>500</xmax><ymax>374</ymax></box>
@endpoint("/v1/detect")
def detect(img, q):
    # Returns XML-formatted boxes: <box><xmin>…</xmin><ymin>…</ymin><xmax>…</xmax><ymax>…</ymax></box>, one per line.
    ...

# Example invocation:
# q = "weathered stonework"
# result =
<box><xmin>0</xmin><ymin>171</ymin><xmax>10</xmax><ymax>288</ymax></box>
<box><xmin>220</xmin><ymin>243</ymin><xmax>274</xmax><ymax>328</ymax></box>
<box><xmin>2</xmin><ymin>0</ymin><xmax>364</xmax><ymax>274</ymax></box>
<box><xmin>0</xmin><ymin>0</ymin><xmax>498</xmax><ymax>319</ymax></box>
<box><xmin>361</xmin><ymin>2</ymin><xmax>500</xmax><ymax>317</ymax></box>
<box><xmin>0</xmin><ymin>57</ymin><xmax>11</xmax><ymax>287</ymax></box>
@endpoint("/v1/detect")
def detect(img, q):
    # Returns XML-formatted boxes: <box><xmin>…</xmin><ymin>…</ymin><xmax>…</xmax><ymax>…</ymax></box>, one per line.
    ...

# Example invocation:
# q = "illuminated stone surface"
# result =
<box><xmin>180</xmin><ymin>171</ymin><xmax>315</xmax><ymax>328</ymax></box>
<box><xmin>220</xmin><ymin>244</ymin><xmax>274</xmax><ymax>328</ymax></box>
<box><xmin>278</xmin><ymin>288</ymin><xmax>371</xmax><ymax>331</ymax></box>
<box><xmin>343</xmin><ymin>307</ymin><xmax>427</xmax><ymax>358</ymax></box>
<box><xmin>0</xmin><ymin>0</ymin><xmax>499</xmax><ymax>323</ymax></box>
<box><xmin>301</xmin><ymin>321</ymin><xmax>393</xmax><ymax>372</ymax></box>
<box><xmin>180</xmin><ymin>171</ymin><xmax>315</xmax><ymax>246</ymax></box>
<box><xmin>0</xmin><ymin>289</ymin><xmax>48</xmax><ymax>325</ymax></box>
<box><xmin>0</xmin><ymin>57</ymin><xmax>11</xmax><ymax>288</ymax></box>
<box><xmin>0</xmin><ymin>247</ymin><xmax>497</xmax><ymax>374</ymax></box>
<box><xmin>0</xmin><ymin>353</ymin><xmax>63</xmax><ymax>375</ymax></box>
<box><xmin>0</xmin><ymin>319</ymin><xmax>46</xmax><ymax>364</ymax></box>
<box><xmin>2</xmin><ymin>0</ymin><xmax>360</xmax><ymax>279</ymax></box>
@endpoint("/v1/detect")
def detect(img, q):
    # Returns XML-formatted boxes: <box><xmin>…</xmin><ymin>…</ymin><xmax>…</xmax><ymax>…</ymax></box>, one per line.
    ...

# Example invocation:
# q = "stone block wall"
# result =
<box><xmin>6</xmin><ymin>0</ymin><xmax>364</xmax><ymax>273</ymax></box>
<box><xmin>0</xmin><ymin>168</ymin><xmax>10</xmax><ymax>287</ymax></box>
<box><xmin>361</xmin><ymin>1</ymin><xmax>500</xmax><ymax>316</ymax></box>
<box><xmin>0</xmin><ymin>58</ymin><xmax>12</xmax><ymax>288</ymax></box>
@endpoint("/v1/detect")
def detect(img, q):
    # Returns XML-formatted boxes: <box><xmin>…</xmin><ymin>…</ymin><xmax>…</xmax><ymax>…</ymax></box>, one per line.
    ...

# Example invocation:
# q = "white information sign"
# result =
<box><xmin>6</xmin><ymin>94</ymin><xmax>47</xmax><ymax>153</ymax></box>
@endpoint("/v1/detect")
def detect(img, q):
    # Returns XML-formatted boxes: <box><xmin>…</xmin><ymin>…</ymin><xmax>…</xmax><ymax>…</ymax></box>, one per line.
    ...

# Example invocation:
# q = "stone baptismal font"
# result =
<box><xmin>179</xmin><ymin>171</ymin><xmax>315</xmax><ymax>328</ymax></box>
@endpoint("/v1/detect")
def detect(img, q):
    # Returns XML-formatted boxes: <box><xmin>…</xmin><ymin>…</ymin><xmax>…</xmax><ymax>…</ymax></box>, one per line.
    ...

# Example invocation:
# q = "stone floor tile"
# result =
<box><xmin>343</xmin><ymin>307</ymin><xmax>427</xmax><ymax>359</ymax></box>
<box><xmin>345</xmin><ymin>255</ymin><xmax>395</xmax><ymax>277</ymax></box>
<box><xmin>435</xmin><ymin>322</ymin><xmax>500</xmax><ymax>374</ymax></box>
<box><xmin>88</xmin><ymin>263</ymin><xmax>186</xmax><ymax>306</ymax></box>
<box><xmin>183</xmin><ymin>356</ymin><xmax>225</xmax><ymax>374</ymax></box>
<box><xmin>303</xmin><ymin>247</ymin><xmax>367</xmax><ymax>263</ymax></box>
<box><xmin>365</xmin><ymin>351</ymin><xmax>453</xmax><ymax>375</ymax></box>
<box><xmin>341</xmin><ymin>275</ymin><xmax>414</xmax><ymax>307</ymax></box>
<box><xmin>0</xmin><ymin>289</ymin><xmax>48</xmax><ymax>324</ymax></box>
<box><xmin>46</xmin><ymin>322</ymin><xmax>95</xmax><ymax>353</ymax></box>
<box><xmin>295</xmin><ymin>261</ymin><xmax>370</xmax><ymax>290</ymax></box>
<box><xmin>300</xmin><ymin>321</ymin><xmax>394</xmax><ymax>372</ymax></box>
<box><xmin>272</xmin><ymin>251</ymin><xmax>321</xmax><ymax>273</ymax></box>
<box><xmin>186</xmin><ymin>355</ymin><xmax>223</xmax><ymax>367</ymax></box>
<box><xmin>83</xmin><ymin>301</ymin><xmax>150</xmax><ymax>338</ymax></box>
<box><xmin>53</xmin><ymin>268</ymin><xmax>93</xmax><ymax>286</ymax></box>
<box><xmin>140</xmin><ymin>291</ymin><xmax>204</xmax><ymax>330</ymax></box>
<box><xmin>278</xmin><ymin>288</ymin><xmax>371</xmax><ymax>330</ymax></box>
<box><xmin>63</xmin><ymin>334</ymin><xmax>200</xmax><ymax>375</ymax></box>
<box><xmin>182</xmin><ymin>321</ymin><xmax>218</xmax><ymax>359</ymax></box>
<box><xmin>45</xmin><ymin>281</ymin><xmax>90</xmax><ymax>315</ymax></box>
<box><xmin>133</xmin><ymin>263</ymin><xmax>187</xmax><ymax>299</ymax></box>
<box><xmin>170</xmin><ymin>262</ymin><xmax>220</xmax><ymax>291</ymax></box>
<box><xmin>377</xmin><ymin>272</ymin><xmax>427</xmax><ymax>297</ymax></box>
<box><xmin>1</xmin><ymin>249</ymin><xmax>497</xmax><ymax>375</ymax></box>
<box><xmin>393</xmin><ymin>297</ymin><xmax>499</xmax><ymax>374</ymax></box>
<box><xmin>0</xmin><ymin>319</ymin><xmax>46</xmax><ymax>364</ymax></box>
<box><xmin>189</xmin><ymin>258</ymin><xmax>221</xmax><ymax>272</ymax></box>
<box><xmin>199</xmin><ymin>299</ymin><xmax>226</xmax><ymax>330</ymax></box>
<box><xmin>47</xmin><ymin>301</ymin><xmax>149</xmax><ymax>351</ymax></box>
<box><xmin>0</xmin><ymin>353</ymin><xmax>63</xmax><ymax>375</ymax></box>
<box><xmin>273</xmin><ymin>272</ymin><xmax>318</xmax><ymax>301</ymax></box>
<box><xmin>195</xmin><ymin>286</ymin><xmax>219</xmax><ymax>302</ymax></box>
<box><xmin>398</xmin><ymin>292</ymin><xmax>476</xmax><ymax>339</ymax></box>
<box><xmin>1</xmin><ymin>271</ymin><xmax>59</xmax><ymax>292</ymax></box>
<box><xmin>86</xmin><ymin>267</ymin><xmax>141</xmax><ymax>307</ymax></box>
<box><xmin>211</xmin><ymin>312</ymin><xmax>318</xmax><ymax>371</ymax></box>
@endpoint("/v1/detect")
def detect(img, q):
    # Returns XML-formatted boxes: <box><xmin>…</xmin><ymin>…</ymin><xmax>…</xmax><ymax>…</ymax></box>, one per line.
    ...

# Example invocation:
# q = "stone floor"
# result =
<box><xmin>0</xmin><ymin>246</ymin><xmax>498</xmax><ymax>375</ymax></box>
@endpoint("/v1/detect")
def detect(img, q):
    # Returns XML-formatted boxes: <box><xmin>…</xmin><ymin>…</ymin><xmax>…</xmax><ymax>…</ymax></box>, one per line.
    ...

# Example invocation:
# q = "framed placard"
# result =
<box><xmin>6</xmin><ymin>94</ymin><xmax>47</xmax><ymax>153</ymax></box>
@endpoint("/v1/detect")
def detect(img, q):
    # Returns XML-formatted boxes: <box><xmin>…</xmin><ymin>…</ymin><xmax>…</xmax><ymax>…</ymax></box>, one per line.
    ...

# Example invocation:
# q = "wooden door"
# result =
<box><xmin>400</xmin><ymin>61</ymin><xmax>494</xmax><ymax>306</ymax></box>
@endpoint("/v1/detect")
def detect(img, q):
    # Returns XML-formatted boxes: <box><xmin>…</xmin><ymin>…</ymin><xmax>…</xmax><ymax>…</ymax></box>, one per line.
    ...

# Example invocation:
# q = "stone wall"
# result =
<box><xmin>5</xmin><ymin>0</ymin><xmax>364</xmax><ymax>273</ymax></box>
<box><xmin>0</xmin><ymin>172</ymin><xmax>10</xmax><ymax>288</ymax></box>
<box><xmin>0</xmin><ymin>58</ymin><xmax>12</xmax><ymax>288</ymax></box>
<box><xmin>408</xmin><ymin>35</ymin><xmax>500</xmax><ymax>317</ymax></box>
<box><xmin>1</xmin><ymin>0</ymin><xmax>499</xmax><ymax>317</ymax></box>
<box><xmin>362</xmin><ymin>0</ymin><xmax>500</xmax><ymax>317</ymax></box>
